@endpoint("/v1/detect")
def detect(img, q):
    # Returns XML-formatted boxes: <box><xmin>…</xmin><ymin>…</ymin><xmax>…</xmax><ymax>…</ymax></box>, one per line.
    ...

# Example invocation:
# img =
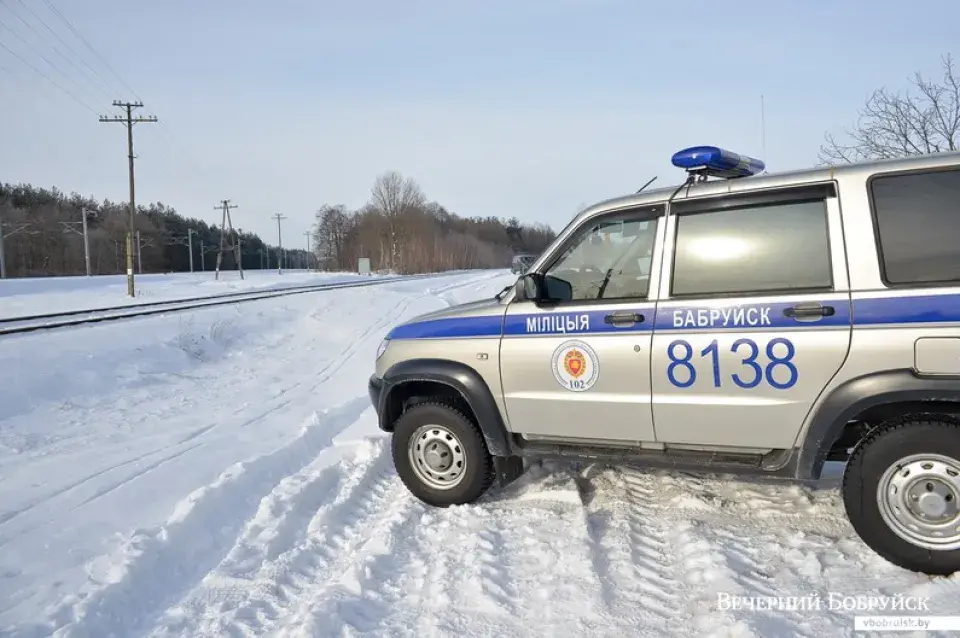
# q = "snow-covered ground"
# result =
<box><xmin>0</xmin><ymin>269</ymin><xmax>385</xmax><ymax>319</ymax></box>
<box><xmin>2</xmin><ymin>269</ymin><xmax>960</xmax><ymax>637</ymax></box>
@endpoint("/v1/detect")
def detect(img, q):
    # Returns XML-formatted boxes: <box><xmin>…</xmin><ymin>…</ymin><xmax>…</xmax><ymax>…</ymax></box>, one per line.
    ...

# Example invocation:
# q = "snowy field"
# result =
<box><xmin>0</xmin><ymin>269</ymin><xmax>385</xmax><ymax>319</ymax></box>
<box><xmin>2</xmin><ymin>269</ymin><xmax>960</xmax><ymax>637</ymax></box>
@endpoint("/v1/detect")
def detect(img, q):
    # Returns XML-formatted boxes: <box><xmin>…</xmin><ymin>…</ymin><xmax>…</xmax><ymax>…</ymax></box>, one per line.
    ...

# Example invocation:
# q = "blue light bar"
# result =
<box><xmin>671</xmin><ymin>146</ymin><xmax>765</xmax><ymax>179</ymax></box>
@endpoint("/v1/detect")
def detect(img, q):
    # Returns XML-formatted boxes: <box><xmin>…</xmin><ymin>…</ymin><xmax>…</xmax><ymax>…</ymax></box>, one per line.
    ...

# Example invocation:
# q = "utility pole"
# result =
<box><xmin>81</xmin><ymin>207</ymin><xmax>95</xmax><ymax>276</ymax></box>
<box><xmin>303</xmin><ymin>231</ymin><xmax>312</xmax><ymax>272</ymax></box>
<box><xmin>100</xmin><ymin>101</ymin><xmax>157</xmax><ymax>297</ymax></box>
<box><xmin>213</xmin><ymin>199</ymin><xmax>243</xmax><ymax>280</ymax></box>
<box><xmin>272</xmin><ymin>213</ymin><xmax>286</xmax><ymax>274</ymax></box>
<box><xmin>187</xmin><ymin>228</ymin><xmax>195</xmax><ymax>272</ymax></box>
<box><xmin>0</xmin><ymin>219</ymin><xmax>34</xmax><ymax>279</ymax></box>
<box><xmin>0</xmin><ymin>220</ymin><xmax>6</xmax><ymax>280</ymax></box>
<box><xmin>133</xmin><ymin>230</ymin><xmax>154</xmax><ymax>274</ymax></box>
<box><xmin>60</xmin><ymin>207</ymin><xmax>97</xmax><ymax>276</ymax></box>
<box><xmin>200</xmin><ymin>240</ymin><xmax>205</xmax><ymax>271</ymax></box>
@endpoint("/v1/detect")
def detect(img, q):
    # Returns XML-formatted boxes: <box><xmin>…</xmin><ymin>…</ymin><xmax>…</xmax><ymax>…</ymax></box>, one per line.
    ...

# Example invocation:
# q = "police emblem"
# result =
<box><xmin>564</xmin><ymin>349</ymin><xmax>586</xmax><ymax>378</ymax></box>
<box><xmin>552</xmin><ymin>340</ymin><xmax>599</xmax><ymax>392</ymax></box>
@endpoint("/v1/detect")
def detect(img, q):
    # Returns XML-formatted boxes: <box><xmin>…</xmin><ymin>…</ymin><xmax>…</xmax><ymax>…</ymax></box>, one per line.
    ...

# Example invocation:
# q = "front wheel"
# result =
<box><xmin>391</xmin><ymin>401</ymin><xmax>495</xmax><ymax>507</ymax></box>
<box><xmin>843</xmin><ymin>416</ymin><xmax>960</xmax><ymax>575</ymax></box>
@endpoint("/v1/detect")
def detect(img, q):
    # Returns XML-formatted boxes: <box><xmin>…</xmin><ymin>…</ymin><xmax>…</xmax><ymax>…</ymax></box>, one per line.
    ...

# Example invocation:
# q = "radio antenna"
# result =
<box><xmin>636</xmin><ymin>175</ymin><xmax>658</xmax><ymax>193</ymax></box>
<box><xmin>760</xmin><ymin>94</ymin><xmax>767</xmax><ymax>166</ymax></box>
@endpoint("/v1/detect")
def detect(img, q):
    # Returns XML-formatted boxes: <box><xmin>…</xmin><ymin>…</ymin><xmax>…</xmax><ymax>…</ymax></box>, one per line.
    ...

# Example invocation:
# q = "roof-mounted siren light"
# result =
<box><xmin>671</xmin><ymin>146</ymin><xmax>765</xmax><ymax>182</ymax></box>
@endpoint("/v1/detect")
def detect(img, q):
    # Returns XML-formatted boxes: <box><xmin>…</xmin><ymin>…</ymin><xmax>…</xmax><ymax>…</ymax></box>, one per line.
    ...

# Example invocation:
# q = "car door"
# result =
<box><xmin>650</xmin><ymin>184</ymin><xmax>853</xmax><ymax>450</ymax></box>
<box><xmin>498</xmin><ymin>203</ymin><xmax>665</xmax><ymax>444</ymax></box>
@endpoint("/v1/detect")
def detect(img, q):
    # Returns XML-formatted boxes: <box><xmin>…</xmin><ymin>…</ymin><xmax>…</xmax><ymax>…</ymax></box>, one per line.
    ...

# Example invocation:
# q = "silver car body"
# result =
<box><xmin>372</xmin><ymin>150</ymin><xmax>960</xmax><ymax>481</ymax></box>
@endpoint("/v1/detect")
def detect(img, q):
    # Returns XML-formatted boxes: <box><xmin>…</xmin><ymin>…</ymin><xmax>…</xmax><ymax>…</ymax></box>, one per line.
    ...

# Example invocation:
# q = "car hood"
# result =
<box><xmin>386</xmin><ymin>297</ymin><xmax>506</xmax><ymax>339</ymax></box>
<box><xmin>404</xmin><ymin>297</ymin><xmax>505</xmax><ymax>325</ymax></box>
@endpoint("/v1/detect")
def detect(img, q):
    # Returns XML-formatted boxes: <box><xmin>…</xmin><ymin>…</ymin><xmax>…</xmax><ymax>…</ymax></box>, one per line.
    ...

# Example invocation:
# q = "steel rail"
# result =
<box><xmin>0</xmin><ymin>275</ymin><xmax>412</xmax><ymax>325</ymax></box>
<box><xmin>0</xmin><ymin>272</ymin><xmax>457</xmax><ymax>337</ymax></box>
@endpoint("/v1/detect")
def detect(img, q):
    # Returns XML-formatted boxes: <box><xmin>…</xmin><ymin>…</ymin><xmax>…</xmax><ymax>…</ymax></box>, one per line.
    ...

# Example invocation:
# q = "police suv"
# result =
<box><xmin>369</xmin><ymin>145</ymin><xmax>960</xmax><ymax>576</ymax></box>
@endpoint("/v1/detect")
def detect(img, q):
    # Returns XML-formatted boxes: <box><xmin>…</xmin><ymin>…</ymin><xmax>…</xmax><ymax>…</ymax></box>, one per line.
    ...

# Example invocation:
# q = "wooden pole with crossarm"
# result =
<box><xmin>99</xmin><ymin>100</ymin><xmax>157</xmax><ymax>297</ymax></box>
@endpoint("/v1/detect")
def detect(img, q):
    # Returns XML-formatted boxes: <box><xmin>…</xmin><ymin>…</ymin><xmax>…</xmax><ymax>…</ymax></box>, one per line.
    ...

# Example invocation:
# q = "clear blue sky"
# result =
<box><xmin>1</xmin><ymin>0</ymin><xmax>958</xmax><ymax>247</ymax></box>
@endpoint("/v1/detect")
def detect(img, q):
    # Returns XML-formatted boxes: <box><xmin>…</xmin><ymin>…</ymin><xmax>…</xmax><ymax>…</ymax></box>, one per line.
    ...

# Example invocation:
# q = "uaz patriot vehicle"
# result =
<box><xmin>369</xmin><ymin>145</ymin><xmax>960</xmax><ymax>576</ymax></box>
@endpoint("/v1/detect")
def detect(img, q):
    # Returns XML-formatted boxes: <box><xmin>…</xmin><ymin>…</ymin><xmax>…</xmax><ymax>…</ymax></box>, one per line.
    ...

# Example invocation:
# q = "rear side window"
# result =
<box><xmin>871</xmin><ymin>168</ymin><xmax>960</xmax><ymax>286</ymax></box>
<box><xmin>671</xmin><ymin>199</ymin><xmax>832</xmax><ymax>297</ymax></box>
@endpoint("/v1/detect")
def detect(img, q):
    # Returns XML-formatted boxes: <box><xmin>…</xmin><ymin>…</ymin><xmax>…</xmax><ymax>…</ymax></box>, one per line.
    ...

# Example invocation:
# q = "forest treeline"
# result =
<box><xmin>0</xmin><ymin>183</ymin><xmax>307</xmax><ymax>278</ymax></box>
<box><xmin>0</xmin><ymin>171</ymin><xmax>555</xmax><ymax>279</ymax></box>
<box><xmin>313</xmin><ymin>171</ymin><xmax>556</xmax><ymax>274</ymax></box>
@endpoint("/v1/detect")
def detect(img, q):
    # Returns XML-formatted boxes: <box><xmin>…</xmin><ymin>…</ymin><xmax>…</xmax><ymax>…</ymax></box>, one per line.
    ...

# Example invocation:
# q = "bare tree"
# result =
<box><xmin>369</xmin><ymin>171</ymin><xmax>426</xmax><ymax>272</ymax></box>
<box><xmin>820</xmin><ymin>54</ymin><xmax>960</xmax><ymax>164</ymax></box>
<box><xmin>313</xmin><ymin>204</ymin><xmax>353</xmax><ymax>269</ymax></box>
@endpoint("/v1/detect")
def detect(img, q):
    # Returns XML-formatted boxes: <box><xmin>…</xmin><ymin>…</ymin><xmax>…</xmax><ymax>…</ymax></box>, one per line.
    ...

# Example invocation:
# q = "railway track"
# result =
<box><xmin>0</xmin><ymin>272</ymin><xmax>459</xmax><ymax>337</ymax></box>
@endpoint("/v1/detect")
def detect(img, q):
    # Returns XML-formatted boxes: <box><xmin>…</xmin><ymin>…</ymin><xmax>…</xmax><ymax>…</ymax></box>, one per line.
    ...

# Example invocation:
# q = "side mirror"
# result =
<box><xmin>516</xmin><ymin>273</ymin><xmax>573</xmax><ymax>304</ymax></box>
<box><xmin>544</xmin><ymin>275</ymin><xmax>573</xmax><ymax>302</ymax></box>
<box><xmin>519</xmin><ymin>273</ymin><xmax>541</xmax><ymax>302</ymax></box>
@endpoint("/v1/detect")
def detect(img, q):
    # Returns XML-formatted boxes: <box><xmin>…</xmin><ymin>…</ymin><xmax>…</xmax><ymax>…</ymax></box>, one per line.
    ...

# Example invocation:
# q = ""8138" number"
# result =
<box><xmin>665</xmin><ymin>337</ymin><xmax>798</xmax><ymax>390</ymax></box>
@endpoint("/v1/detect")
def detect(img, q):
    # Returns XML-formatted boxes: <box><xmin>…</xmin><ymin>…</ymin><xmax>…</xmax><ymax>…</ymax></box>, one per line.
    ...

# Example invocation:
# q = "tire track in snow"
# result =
<box><xmin>146</xmin><ymin>437</ymin><xmax>409</xmax><ymax>637</ymax></box>
<box><xmin>346</xmin><ymin>504</ymin><xmax>524</xmax><ymax>636</ymax></box>
<box><xmin>269</xmin><ymin>494</ymin><xmax>563</xmax><ymax>637</ymax></box>
<box><xmin>262</xmin><ymin>462</ymin><xmax>425</xmax><ymax>636</ymax></box>
<box><xmin>693</xmin><ymin>525</ymin><xmax>820</xmax><ymax>638</ymax></box>
<box><xmin>579</xmin><ymin>467</ymin><xmax>684</xmax><ymax>636</ymax></box>
<box><xmin>0</xmin><ymin>439</ymin><xmax>204</xmax><ymax>538</ymax></box>
<box><xmin>668</xmin><ymin>504</ymin><xmax>836</xmax><ymax>636</ymax></box>
<box><xmin>16</xmin><ymin>397</ymin><xmax>371</xmax><ymax>638</ymax></box>
<box><xmin>69</xmin><ymin>442</ymin><xmax>206</xmax><ymax>511</ymax></box>
<box><xmin>423</xmin><ymin>508</ymin><xmax>520</xmax><ymax>634</ymax></box>
<box><xmin>273</xmin><ymin>497</ymin><xmax>430</xmax><ymax>636</ymax></box>
<box><xmin>621</xmin><ymin>466</ymin><xmax>789</xmax><ymax>636</ymax></box>
<box><xmin>487</xmin><ymin>498</ymin><xmax>609</xmax><ymax>635</ymax></box>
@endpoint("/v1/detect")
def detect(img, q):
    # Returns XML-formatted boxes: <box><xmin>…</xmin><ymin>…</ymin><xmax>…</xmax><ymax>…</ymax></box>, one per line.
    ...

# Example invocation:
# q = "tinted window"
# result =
<box><xmin>671</xmin><ymin>199</ymin><xmax>832</xmax><ymax>297</ymax></box>
<box><xmin>545</xmin><ymin>209</ymin><xmax>660</xmax><ymax>301</ymax></box>
<box><xmin>871</xmin><ymin>168</ymin><xmax>960</xmax><ymax>285</ymax></box>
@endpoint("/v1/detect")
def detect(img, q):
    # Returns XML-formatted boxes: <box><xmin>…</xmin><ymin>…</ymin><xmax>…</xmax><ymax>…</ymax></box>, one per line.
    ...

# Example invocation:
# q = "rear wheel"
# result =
<box><xmin>843</xmin><ymin>416</ymin><xmax>960</xmax><ymax>575</ymax></box>
<box><xmin>391</xmin><ymin>401</ymin><xmax>494</xmax><ymax>507</ymax></box>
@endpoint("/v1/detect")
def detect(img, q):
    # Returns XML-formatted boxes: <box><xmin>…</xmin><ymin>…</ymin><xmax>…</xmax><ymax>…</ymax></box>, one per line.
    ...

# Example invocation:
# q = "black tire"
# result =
<box><xmin>842</xmin><ymin>415</ymin><xmax>960</xmax><ymax>575</ymax></box>
<box><xmin>391</xmin><ymin>400</ymin><xmax>495</xmax><ymax>507</ymax></box>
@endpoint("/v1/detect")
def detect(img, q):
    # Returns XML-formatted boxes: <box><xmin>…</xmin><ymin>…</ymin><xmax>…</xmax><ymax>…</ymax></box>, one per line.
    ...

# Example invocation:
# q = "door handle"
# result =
<box><xmin>783</xmin><ymin>303</ymin><xmax>835</xmax><ymax>321</ymax></box>
<box><xmin>604</xmin><ymin>312</ymin><xmax>645</xmax><ymax>325</ymax></box>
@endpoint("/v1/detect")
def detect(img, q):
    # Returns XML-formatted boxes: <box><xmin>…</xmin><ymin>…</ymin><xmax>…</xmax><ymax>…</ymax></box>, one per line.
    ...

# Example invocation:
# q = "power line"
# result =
<box><xmin>2</xmin><ymin>0</ymin><xmax>206</xmax><ymax>199</ymax></box>
<box><xmin>0</xmin><ymin>39</ymin><xmax>97</xmax><ymax>114</ymax></box>
<box><xmin>0</xmin><ymin>9</ymin><xmax>109</xmax><ymax>111</ymax></box>
<box><xmin>100</xmin><ymin>100</ymin><xmax>158</xmax><ymax>297</ymax></box>
<box><xmin>7</xmin><ymin>0</ymin><xmax>119</xmax><ymax>102</ymax></box>
<box><xmin>39</xmin><ymin>0</ymin><xmax>141</xmax><ymax>102</ymax></box>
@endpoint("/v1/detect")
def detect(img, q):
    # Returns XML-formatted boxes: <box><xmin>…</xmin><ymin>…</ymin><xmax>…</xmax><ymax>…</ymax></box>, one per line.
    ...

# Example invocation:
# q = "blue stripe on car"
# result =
<box><xmin>385</xmin><ymin>294</ymin><xmax>960</xmax><ymax>339</ymax></box>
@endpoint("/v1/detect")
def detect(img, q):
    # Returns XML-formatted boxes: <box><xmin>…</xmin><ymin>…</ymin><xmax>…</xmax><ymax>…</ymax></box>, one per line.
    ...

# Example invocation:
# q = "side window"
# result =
<box><xmin>870</xmin><ymin>168</ymin><xmax>960</xmax><ymax>285</ymax></box>
<box><xmin>544</xmin><ymin>208</ymin><xmax>661</xmax><ymax>301</ymax></box>
<box><xmin>671</xmin><ymin>198</ymin><xmax>832</xmax><ymax>297</ymax></box>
